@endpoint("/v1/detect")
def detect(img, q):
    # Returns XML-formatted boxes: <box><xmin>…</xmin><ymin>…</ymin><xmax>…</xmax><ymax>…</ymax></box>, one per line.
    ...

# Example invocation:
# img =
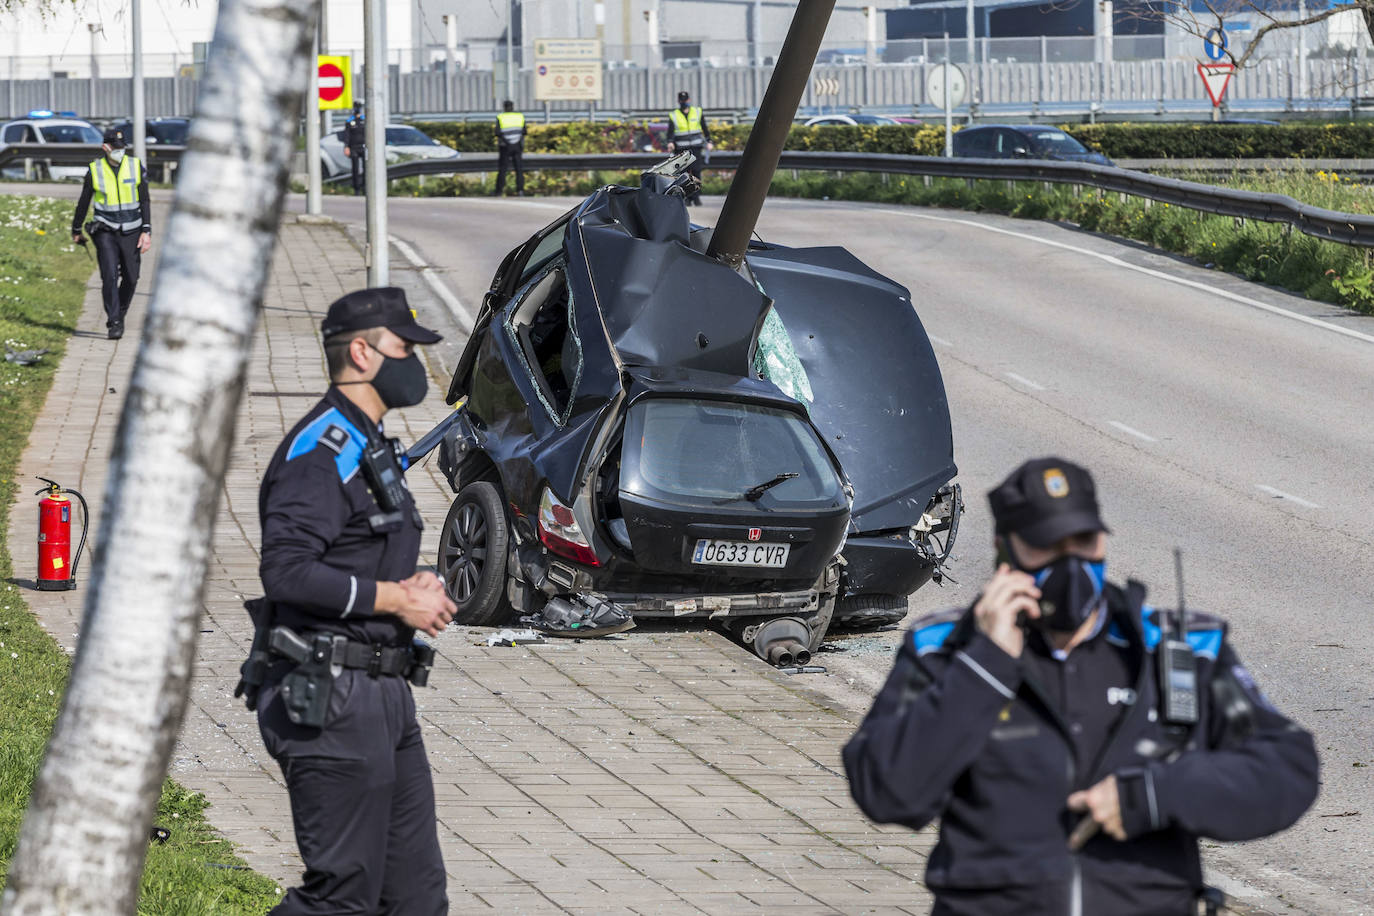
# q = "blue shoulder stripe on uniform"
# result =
<box><xmin>912</xmin><ymin>621</ymin><xmax>957</xmax><ymax>656</ymax></box>
<box><xmin>1140</xmin><ymin>606</ymin><xmax>1222</xmax><ymax>659</ymax></box>
<box><xmin>286</xmin><ymin>407</ymin><xmax>367</xmax><ymax>482</ymax></box>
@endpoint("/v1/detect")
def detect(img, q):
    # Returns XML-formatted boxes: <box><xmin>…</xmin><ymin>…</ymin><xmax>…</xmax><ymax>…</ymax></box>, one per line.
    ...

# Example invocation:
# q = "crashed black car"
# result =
<box><xmin>425</xmin><ymin>162</ymin><xmax>960</xmax><ymax>661</ymax></box>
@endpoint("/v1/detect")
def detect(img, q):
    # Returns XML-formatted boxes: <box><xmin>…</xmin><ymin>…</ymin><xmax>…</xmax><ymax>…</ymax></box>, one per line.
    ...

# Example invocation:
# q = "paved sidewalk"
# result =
<box><xmin>11</xmin><ymin>216</ymin><xmax>935</xmax><ymax>913</ymax></box>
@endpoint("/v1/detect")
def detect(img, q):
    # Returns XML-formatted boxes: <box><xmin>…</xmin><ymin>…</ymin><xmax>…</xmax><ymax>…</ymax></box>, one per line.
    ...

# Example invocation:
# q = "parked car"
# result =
<box><xmin>318</xmin><ymin>123</ymin><xmax>459</xmax><ymax>179</ymax></box>
<box><xmin>419</xmin><ymin>157</ymin><xmax>961</xmax><ymax>660</ymax></box>
<box><xmin>804</xmin><ymin>114</ymin><xmax>898</xmax><ymax>127</ymax></box>
<box><xmin>0</xmin><ymin>111</ymin><xmax>102</xmax><ymax>181</ymax></box>
<box><xmin>953</xmin><ymin>124</ymin><xmax>1114</xmax><ymax>166</ymax></box>
<box><xmin>108</xmin><ymin>117</ymin><xmax>190</xmax><ymax>181</ymax></box>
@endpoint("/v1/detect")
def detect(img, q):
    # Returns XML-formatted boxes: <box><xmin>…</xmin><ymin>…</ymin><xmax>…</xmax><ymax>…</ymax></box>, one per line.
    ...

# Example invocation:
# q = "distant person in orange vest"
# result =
<box><xmin>70</xmin><ymin>127</ymin><xmax>151</xmax><ymax>340</ymax></box>
<box><xmin>665</xmin><ymin>90</ymin><xmax>712</xmax><ymax>205</ymax></box>
<box><xmin>495</xmin><ymin>100</ymin><xmax>526</xmax><ymax>196</ymax></box>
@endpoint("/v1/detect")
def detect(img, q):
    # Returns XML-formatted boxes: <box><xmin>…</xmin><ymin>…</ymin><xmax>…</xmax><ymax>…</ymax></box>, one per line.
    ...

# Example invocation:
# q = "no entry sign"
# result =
<box><xmin>317</xmin><ymin>55</ymin><xmax>353</xmax><ymax>111</ymax></box>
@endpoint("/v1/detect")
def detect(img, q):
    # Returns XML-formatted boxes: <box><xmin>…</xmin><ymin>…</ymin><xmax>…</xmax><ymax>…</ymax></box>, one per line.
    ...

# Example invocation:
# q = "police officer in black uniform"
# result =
<box><xmin>844</xmin><ymin>457</ymin><xmax>1319</xmax><ymax>916</ymax></box>
<box><xmin>344</xmin><ymin>102</ymin><xmax>367</xmax><ymax>195</ymax></box>
<box><xmin>254</xmin><ymin>287</ymin><xmax>455</xmax><ymax>914</ymax></box>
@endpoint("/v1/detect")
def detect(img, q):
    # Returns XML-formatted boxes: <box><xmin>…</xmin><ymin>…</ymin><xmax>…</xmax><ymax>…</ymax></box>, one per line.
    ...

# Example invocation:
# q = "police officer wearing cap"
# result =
<box><xmin>344</xmin><ymin>101</ymin><xmax>367</xmax><ymax>196</ymax></box>
<box><xmin>665</xmin><ymin>90</ymin><xmax>711</xmax><ymax>205</ymax></box>
<box><xmin>71</xmin><ymin>127</ymin><xmax>150</xmax><ymax>340</ymax></box>
<box><xmin>494</xmin><ymin>99</ymin><xmax>526</xmax><ymax>196</ymax></box>
<box><xmin>843</xmin><ymin>457</ymin><xmax>1319</xmax><ymax>915</ymax></box>
<box><xmin>253</xmin><ymin>287</ymin><xmax>454</xmax><ymax>914</ymax></box>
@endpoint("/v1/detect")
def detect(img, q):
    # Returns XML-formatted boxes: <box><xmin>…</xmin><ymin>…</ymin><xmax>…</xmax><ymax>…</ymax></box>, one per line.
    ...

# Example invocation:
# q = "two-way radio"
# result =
<box><xmin>1157</xmin><ymin>548</ymin><xmax>1199</xmax><ymax>728</ymax></box>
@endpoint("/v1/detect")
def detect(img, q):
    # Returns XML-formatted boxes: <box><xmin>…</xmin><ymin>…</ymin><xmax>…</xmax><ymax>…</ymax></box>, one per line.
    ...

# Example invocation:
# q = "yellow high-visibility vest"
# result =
<box><xmin>89</xmin><ymin>155</ymin><xmax>143</xmax><ymax>232</ymax></box>
<box><xmin>497</xmin><ymin>111</ymin><xmax>526</xmax><ymax>145</ymax></box>
<box><xmin>669</xmin><ymin>106</ymin><xmax>704</xmax><ymax>145</ymax></box>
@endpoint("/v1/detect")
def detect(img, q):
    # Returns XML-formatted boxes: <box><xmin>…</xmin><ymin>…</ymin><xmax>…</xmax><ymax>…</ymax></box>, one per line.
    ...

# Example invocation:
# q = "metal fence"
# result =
<box><xmin>3</xmin><ymin>39</ymin><xmax>1371</xmax><ymax>121</ymax></box>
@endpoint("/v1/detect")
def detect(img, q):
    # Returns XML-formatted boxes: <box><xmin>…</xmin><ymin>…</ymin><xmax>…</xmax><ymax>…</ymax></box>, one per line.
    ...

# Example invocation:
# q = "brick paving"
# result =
<box><xmin>9</xmin><ymin>216</ymin><xmax>935</xmax><ymax>914</ymax></box>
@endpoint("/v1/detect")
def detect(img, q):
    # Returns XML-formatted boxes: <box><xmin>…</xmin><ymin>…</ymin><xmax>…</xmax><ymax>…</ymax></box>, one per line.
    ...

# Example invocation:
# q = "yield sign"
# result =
<box><xmin>1197</xmin><ymin>62</ymin><xmax>1235</xmax><ymax>107</ymax></box>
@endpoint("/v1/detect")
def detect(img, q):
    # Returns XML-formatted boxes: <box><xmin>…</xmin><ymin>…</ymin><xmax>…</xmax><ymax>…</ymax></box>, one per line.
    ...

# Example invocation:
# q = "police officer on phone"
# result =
<box><xmin>70</xmin><ymin>127</ymin><xmax>150</xmax><ymax>340</ymax></box>
<box><xmin>843</xmin><ymin>457</ymin><xmax>1319</xmax><ymax>916</ymax></box>
<box><xmin>252</xmin><ymin>287</ymin><xmax>454</xmax><ymax>915</ymax></box>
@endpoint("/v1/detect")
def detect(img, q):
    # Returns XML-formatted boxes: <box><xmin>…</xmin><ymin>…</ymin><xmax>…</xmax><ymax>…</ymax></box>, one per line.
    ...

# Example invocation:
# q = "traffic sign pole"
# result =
<box><xmin>306</xmin><ymin>27</ymin><xmax>322</xmax><ymax>216</ymax></box>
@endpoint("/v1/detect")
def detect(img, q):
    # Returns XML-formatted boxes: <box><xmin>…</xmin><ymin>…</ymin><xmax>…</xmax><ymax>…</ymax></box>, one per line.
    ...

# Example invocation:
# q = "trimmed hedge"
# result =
<box><xmin>413</xmin><ymin>119</ymin><xmax>1374</xmax><ymax>160</ymax></box>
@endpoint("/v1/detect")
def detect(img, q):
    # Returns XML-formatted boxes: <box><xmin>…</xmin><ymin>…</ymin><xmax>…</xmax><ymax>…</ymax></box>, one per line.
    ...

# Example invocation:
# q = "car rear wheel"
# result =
<box><xmin>438</xmin><ymin>481</ymin><xmax>512</xmax><ymax>626</ymax></box>
<box><xmin>834</xmin><ymin>592</ymin><xmax>909</xmax><ymax>630</ymax></box>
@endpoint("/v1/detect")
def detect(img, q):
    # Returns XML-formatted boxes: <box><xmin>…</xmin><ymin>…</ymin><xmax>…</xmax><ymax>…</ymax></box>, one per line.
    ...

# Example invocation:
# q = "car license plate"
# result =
<box><xmin>692</xmin><ymin>539</ymin><xmax>790</xmax><ymax>568</ymax></box>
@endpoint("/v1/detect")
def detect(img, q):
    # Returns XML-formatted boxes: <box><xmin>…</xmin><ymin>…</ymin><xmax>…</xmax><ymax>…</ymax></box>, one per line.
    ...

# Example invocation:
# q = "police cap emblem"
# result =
<box><xmin>1043</xmin><ymin>468</ymin><xmax>1070</xmax><ymax>498</ymax></box>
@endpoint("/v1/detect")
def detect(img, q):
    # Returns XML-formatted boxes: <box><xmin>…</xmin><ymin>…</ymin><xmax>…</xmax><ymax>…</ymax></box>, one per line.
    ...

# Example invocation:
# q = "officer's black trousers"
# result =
<box><xmin>496</xmin><ymin>146</ymin><xmax>524</xmax><ymax>195</ymax></box>
<box><xmin>92</xmin><ymin>229</ymin><xmax>140</xmax><ymax>328</ymax></box>
<box><xmin>258</xmin><ymin>668</ymin><xmax>448</xmax><ymax>915</ymax></box>
<box><xmin>683</xmin><ymin>145</ymin><xmax>705</xmax><ymax>204</ymax></box>
<box><xmin>350</xmin><ymin>153</ymin><xmax>366</xmax><ymax>195</ymax></box>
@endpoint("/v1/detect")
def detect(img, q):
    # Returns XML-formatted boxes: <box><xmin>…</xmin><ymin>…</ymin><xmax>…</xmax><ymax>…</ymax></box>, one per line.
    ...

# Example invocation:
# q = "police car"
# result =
<box><xmin>0</xmin><ymin>110</ymin><xmax>103</xmax><ymax>181</ymax></box>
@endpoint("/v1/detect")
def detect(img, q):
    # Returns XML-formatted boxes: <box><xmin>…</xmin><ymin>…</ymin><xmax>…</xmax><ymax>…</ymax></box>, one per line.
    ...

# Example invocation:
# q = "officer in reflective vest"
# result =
<box><xmin>665</xmin><ymin>90</ymin><xmax>712</xmax><ymax>205</ymax></box>
<box><xmin>71</xmin><ymin>127</ymin><xmax>150</xmax><ymax>340</ymax></box>
<box><xmin>494</xmin><ymin>100</ymin><xmax>526</xmax><ymax>196</ymax></box>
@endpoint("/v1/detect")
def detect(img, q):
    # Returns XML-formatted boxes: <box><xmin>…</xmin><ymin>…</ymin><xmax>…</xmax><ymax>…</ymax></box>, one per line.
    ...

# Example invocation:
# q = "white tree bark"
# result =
<box><xmin>1</xmin><ymin>0</ymin><xmax>317</xmax><ymax>909</ymax></box>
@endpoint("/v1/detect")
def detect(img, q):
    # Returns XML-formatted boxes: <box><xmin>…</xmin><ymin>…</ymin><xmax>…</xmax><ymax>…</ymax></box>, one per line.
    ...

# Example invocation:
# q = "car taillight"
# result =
<box><xmin>538</xmin><ymin>487</ymin><xmax>599</xmax><ymax>567</ymax></box>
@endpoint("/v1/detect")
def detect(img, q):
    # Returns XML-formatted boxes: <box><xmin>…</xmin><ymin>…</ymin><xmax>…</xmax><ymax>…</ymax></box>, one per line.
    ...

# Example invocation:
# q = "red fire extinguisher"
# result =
<box><xmin>36</xmin><ymin>477</ymin><xmax>89</xmax><ymax>592</ymax></box>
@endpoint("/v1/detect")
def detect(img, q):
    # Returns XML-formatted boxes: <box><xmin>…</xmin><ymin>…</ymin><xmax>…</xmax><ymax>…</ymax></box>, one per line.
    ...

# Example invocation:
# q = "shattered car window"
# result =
<box><xmin>505</xmin><ymin>266</ymin><xmax>583</xmax><ymax>424</ymax></box>
<box><xmin>752</xmin><ymin>308</ymin><xmax>813</xmax><ymax>406</ymax></box>
<box><xmin>620</xmin><ymin>399</ymin><xmax>842</xmax><ymax>505</ymax></box>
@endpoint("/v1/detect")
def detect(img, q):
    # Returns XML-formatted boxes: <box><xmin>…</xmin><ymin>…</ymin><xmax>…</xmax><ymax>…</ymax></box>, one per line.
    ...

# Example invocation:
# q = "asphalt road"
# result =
<box><xmin>14</xmin><ymin>181</ymin><xmax>1366</xmax><ymax>911</ymax></box>
<box><xmin>276</xmin><ymin>191</ymin><xmax>1374</xmax><ymax>914</ymax></box>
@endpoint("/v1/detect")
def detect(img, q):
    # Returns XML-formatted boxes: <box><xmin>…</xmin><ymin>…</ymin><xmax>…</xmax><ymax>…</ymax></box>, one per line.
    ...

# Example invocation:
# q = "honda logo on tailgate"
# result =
<box><xmin>748</xmin><ymin>528</ymin><xmax>762</xmax><ymax>541</ymax></box>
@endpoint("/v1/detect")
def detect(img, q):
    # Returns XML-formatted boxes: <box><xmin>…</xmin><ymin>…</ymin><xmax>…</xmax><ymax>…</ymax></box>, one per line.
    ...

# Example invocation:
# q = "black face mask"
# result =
<box><xmin>1000</xmin><ymin>539</ymin><xmax>1106</xmax><ymax>633</ymax></box>
<box><xmin>369</xmin><ymin>351</ymin><xmax>428</xmax><ymax>409</ymax></box>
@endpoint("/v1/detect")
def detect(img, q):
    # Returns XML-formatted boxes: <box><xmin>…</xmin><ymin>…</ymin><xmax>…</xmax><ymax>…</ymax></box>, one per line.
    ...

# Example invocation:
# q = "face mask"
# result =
<box><xmin>369</xmin><ymin>351</ymin><xmax>428</xmax><ymax>409</ymax></box>
<box><xmin>108</xmin><ymin>149</ymin><xmax>125</xmax><ymax>164</ymax></box>
<box><xmin>1024</xmin><ymin>555</ymin><xmax>1106</xmax><ymax>632</ymax></box>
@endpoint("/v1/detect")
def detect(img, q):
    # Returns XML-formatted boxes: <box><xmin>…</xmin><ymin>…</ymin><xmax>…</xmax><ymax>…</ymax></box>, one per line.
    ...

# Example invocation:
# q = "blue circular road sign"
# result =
<box><xmin>1204</xmin><ymin>27</ymin><xmax>1228</xmax><ymax>61</ymax></box>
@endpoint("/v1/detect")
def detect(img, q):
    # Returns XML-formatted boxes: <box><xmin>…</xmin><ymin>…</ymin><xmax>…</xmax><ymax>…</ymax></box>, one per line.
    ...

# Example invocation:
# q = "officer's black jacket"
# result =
<box><xmin>843</xmin><ymin>582</ymin><xmax>1319</xmax><ymax>916</ymax></box>
<box><xmin>344</xmin><ymin>117</ymin><xmax>366</xmax><ymax>154</ymax></box>
<box><xmin>258</xmin><ymin>388</ymin><xmax>422</xmax><ymax>646</ymax></box>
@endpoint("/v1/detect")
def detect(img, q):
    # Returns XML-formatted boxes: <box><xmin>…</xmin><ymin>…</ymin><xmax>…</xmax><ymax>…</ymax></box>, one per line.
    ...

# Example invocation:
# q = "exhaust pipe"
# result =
<box><xmin>706</xmin><ymin>0</ymin><xmax>839</xmax><ymax>270</ymax></box>
<box><xmin>748</xmin><ymin>617</ymin><xmax>813</xmax><ymax>667</ymax></box>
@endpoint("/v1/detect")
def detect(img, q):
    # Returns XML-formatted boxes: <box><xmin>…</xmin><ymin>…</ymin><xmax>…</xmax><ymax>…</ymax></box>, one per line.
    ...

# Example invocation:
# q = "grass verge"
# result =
<box><xmin>0</xmin><ymin>195</ymin><xmax>282</xmax><ymax>913</ymax></box>
<box><xmin>384</xmin><ymin>165</ymin><xmax>1374</xmax><ymax>315</ymax></box>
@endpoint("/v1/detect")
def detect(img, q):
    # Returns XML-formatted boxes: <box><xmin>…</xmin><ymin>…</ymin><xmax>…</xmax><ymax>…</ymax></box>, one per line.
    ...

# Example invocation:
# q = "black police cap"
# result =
<box><xmin>321</xmin><ymin>287</ymin><xmax>442</xmax><ymax>345</ymax></box>
<box><xmin>678</xmin><ymin>91</ymin><xmax>690</xmax><ymax>102</ymax></box>
<box><xmin>102</xmin><ymin>128</ymin><xmax>127</xmax><ymax>148</ymax></box>
<box><xmin>987</xmin><ymin>457</ymin><xmax>1110</xmax><ymax>548</ymax></box>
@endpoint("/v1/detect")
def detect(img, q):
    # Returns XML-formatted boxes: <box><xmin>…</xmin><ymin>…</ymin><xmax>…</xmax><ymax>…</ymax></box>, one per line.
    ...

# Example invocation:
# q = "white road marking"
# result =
<box><xmin>883</xmin><ymin>209</ymin><xmax>1374</xmax><ymax>347</ymax></box>
<box><xmin>1004</xmin><ymin>371</ymin><xmax>1045</xmax><ymax>390</ymax></box>
<box><xmin>1108</xmin><ymin>420</ymin><xmax>1157</xmax><ymax>443</ymax></box>
<box><xmin>440</xmin><ymin>197</ymin><xmax>572</xmax><ymax>213</ymax></box>
<box><xmin>928</xmin><ymin>334</ymin><xmax>953</xmax><ymax>348</ymax></box>
<box><xmin>389</xmin><ymin>234</ymin><xmax>474</xmax><ymax>334</ymax></box>
<box><xmin>1255</xmin><ymin>484</ymin><xmax>1322</xmax><ymax>509</ymax></box>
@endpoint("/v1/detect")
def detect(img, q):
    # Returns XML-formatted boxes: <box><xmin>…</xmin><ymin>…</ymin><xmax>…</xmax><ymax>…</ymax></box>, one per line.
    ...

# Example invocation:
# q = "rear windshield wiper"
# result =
<box><xmin>742</xmin><ymin>472</ymin><xmax>798</xmax><ymax>502</ymax></box>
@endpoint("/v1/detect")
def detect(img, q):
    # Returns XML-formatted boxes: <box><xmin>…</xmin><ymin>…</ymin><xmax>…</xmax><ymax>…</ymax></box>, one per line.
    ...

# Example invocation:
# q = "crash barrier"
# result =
<box><xmin>0</xmin><ymin>141</ymin><xmax>186</xmax><ymax>181</ymax></box>
<box><xmin>380</xmin><ymin>150</ymin><xmax>1374</xmax><ymax>248</ymax></box>
<box><xmin>9</xmin><ymin>142</ymin><xmax>1374</xmax><ymax>247</ymax></box>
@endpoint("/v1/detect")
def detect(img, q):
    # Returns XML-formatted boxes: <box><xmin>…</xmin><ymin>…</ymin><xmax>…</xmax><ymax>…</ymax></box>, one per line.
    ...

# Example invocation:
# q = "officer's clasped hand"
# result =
<box><xmin>1067</xmin><ymin>775</ymin><xmax>1125</xmax><ymax>847</ymax></box>
<box><xmin>972</xmin><ymin>563</ymin><xmax>1042</xmax><ymax>658</ymax></box>
<box><xmin>394</xmin><ymin>571</ymin><xmax>456</xmax><ymax>637</ymax></box>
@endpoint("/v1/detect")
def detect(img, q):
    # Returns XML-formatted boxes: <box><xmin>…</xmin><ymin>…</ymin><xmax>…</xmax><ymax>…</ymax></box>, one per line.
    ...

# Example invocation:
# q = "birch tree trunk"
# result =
<box><xmin>2</xmin><ymin>0</ymin><xmax>317</xmax><ymax>909</ymax></box>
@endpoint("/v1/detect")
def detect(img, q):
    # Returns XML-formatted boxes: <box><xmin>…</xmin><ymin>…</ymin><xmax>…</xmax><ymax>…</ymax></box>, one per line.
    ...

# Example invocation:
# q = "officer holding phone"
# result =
<box><xmin>843</xmin><ymin>457</ymin><xmax>1319</xmax><ymax>915</ymax></box>
<box><xmin>252</xmin><ymin>287</ymin><xmax>454</xmax><ymax>915</ymax></box>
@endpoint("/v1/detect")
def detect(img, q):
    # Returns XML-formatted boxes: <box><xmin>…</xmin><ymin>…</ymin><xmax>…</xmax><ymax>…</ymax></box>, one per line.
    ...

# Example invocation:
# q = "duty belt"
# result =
<box><xmin>272</xmin><ymin>627</ymin><xmax>415</xmax><ymax>677</ymax></box>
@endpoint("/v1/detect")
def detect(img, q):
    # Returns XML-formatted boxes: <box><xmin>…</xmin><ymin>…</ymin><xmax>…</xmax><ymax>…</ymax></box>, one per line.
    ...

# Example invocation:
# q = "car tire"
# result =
<box><xmin>833</xmin><ymin>592</ymin><xmax>909</xmax><ymax>630</ymax></box>
<box><xmin>438</xmin><ymin>481</ymin><xmax>513</xmax><ymax>626</ymax></box>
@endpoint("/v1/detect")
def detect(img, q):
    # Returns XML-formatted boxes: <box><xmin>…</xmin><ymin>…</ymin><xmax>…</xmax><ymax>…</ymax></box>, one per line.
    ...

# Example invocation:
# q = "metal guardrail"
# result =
<box><xmin>8</xmin><ymin>143</ymin><xmax>1374</xmax><ymax>248</ymax></box>
<box><xmin>382</xmin><ymin>150</ymin><xmax>1374</xmax><ymax>247</ymax></box>
<box><xmin>0</xmin><ymin>142</ymin><xmax>186</xmax><ymax>178</ymax></box>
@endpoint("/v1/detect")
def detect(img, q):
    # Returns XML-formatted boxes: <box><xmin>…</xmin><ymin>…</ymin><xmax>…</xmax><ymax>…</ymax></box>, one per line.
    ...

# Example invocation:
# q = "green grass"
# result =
<box><xmin>0</xmin><ymin>195</ymin><xmax>283</xmax><ymax>913</ymax></box>
<box><xmin>383</xmin><ymin>165</ymin><xmax>1374</xmax><ymax>315</ymax></box>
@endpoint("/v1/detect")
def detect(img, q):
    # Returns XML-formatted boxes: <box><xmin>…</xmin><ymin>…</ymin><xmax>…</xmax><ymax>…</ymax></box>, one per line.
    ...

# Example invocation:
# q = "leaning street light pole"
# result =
<box><xmin>707</xmin><ymin>0</ymin><xmax>837</xmax><ymax>269</ymax></box>
<box><xmin>363</xmin><ymin>0</ymin><xmax>388</xmax><ymax>284</ymax></box>
<box><xmin>131</xmin><ymin>0</ymin><xmax>146</xmax><ymax>163</ymax></box>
